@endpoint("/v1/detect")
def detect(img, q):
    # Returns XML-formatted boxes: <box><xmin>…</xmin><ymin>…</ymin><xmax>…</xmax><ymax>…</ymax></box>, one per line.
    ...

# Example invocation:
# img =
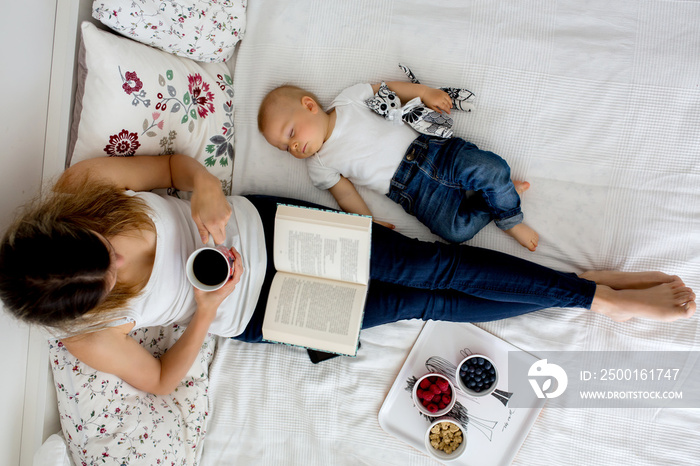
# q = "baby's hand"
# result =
<box><xmin>373</xmin><ymin>219</ymin><xmax>396</xmax><ymax>230</ymax></box>
<box><xmin>421</xmin><ymin>87</ymin><xmax>452</xmax><ymax>114</ymax></box>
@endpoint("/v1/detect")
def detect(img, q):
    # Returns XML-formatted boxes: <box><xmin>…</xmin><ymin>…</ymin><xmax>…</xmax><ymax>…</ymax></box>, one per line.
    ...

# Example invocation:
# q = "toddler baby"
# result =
<box><xmin>258</xmin><ymin>81</ymin><xmax>538</xmax><ymax>250</ymax></box>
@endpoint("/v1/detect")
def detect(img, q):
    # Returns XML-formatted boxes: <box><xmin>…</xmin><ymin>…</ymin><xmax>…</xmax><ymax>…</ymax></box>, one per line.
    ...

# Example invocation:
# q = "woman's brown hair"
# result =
<box><xmin>0</xmin><ymin>177</ymin><xmax>154</xmax><ymax>334</ymax></box>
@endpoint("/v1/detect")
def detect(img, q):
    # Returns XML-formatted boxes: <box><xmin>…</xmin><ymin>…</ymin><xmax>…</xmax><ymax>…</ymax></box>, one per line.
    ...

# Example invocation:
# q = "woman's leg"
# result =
<box><xmin>362</xmin><ymin>280</ymin><xmax>546</xmax><ymax>328</ymax></box>
<box><xmin>236</xmin><ymin>195</ymin><xmax>695</xmax><ymax>344</ymax></box>
<box><xmin>370</xmin><ymin>222</ymin><xmax>595</xmax><ymax>309</ymax></box>
<box><xmin>370</xmin><ymin>224</ymin><xmax>696</xmax><ymax>322</ymax></box>
<box><xmin>582</xmin><ymin>272</ymin><xmax>696</xmax><ymax>322</ymax></box>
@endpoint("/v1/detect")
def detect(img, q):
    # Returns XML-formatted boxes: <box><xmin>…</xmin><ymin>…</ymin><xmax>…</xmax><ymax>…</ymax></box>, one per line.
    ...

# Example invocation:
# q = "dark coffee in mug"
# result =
<box><xmin>192</xmin><ymin>249</ymin><xmax>229</xmax><ymax>286</ymax></box>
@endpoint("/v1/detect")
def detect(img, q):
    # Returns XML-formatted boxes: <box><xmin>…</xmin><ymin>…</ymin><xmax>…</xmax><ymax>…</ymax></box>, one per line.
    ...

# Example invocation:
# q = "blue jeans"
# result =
<box><xmin>233</xmin><ymin>196</ymin><xmax>596</xmax><ymax>343</ymax></box>
<box><xmin>387</xmin><ymin>134</ymin><xmax>523</xmax><ymax>243</ymax></box>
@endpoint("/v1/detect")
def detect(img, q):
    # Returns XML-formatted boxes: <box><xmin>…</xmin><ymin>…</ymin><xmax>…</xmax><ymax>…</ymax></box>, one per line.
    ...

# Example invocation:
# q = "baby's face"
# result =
<box><xmin>262</xmin><ymin>97</ymin><xmax>328</xmax><ymax>159</ymax></box>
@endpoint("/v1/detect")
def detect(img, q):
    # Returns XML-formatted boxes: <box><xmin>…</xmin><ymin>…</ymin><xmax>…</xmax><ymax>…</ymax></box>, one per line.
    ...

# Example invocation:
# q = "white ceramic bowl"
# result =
<box><xmin>455</xmin><ymin>354</ymin><xmax>499</xmax><ymax>397</ymax></box>
<box><xmin>424</xmin><ymin>418</ymin><xmax>467</xmax><ymax>462</ymax></box>
<box><xmin>412</xmin><ymin>373</ymin><xmax>456</xmax><ymax>417</ymax></box>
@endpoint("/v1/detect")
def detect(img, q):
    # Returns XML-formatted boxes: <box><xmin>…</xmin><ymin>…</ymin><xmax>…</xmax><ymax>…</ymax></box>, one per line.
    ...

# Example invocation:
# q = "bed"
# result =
<box><xmin>31</xmin><ymin>0</ymin><xmax>700</xmax><ymax>465</ymax></box>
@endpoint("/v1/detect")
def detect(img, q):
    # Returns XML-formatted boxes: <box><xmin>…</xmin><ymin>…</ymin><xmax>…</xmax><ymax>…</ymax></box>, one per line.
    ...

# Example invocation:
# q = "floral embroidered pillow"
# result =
<box><xmin>49</xmin><ymin>325</ymin><xmax>216</xmax><ymax>466</ymax></box>
<box><xmin>69</xmin><ymin>22</ymin><xmax>234</xmax><ymax>194</ymax></box>
<box><xmin>92</xmin><ymin>0</ymin><xmax>246</xmax><ymax>63</ymax></box>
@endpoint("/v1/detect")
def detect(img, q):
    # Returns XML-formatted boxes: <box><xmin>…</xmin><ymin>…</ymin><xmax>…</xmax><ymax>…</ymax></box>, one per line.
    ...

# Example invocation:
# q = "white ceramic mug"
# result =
<box><xmin>185</xmin><ymin>244</ymin><xmax>235</xmax><ymax>291</ymax></box>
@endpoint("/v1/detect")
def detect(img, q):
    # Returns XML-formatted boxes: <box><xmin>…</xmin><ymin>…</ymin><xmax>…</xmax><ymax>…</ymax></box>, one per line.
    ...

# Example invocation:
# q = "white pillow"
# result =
<box><xmin>92</xmin><ymin>0</ymin><xmax>246</xmax><ymax>63</ymax></box>
<box><xmin>69</xmin><ymin>22</ymin><xmax>235</xmax><ymax>194</ymax></box>
<box><xmin>49</xmin><ymin>325</ymin><xmax>216</xmax><ymax>466</ymax></box>
<box><xmin>33</xmin><ymin>433</ymin><xmax>73</xmax><ymax>466</ymax></box>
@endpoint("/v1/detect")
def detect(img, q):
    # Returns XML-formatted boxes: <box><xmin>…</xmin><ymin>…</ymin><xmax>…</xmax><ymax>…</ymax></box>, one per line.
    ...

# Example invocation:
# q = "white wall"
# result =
<box><xmin>0</xmin><ymin>1</ymin><xmax>58</xmax><ymax>465</ymax></box>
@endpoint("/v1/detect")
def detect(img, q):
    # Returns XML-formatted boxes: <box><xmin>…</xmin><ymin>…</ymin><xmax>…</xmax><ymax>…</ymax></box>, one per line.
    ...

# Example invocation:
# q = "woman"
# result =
<box><xmin>0</xmin><ymin>155</ymin><xmax>695</xmax><ymax>395</ymax></box>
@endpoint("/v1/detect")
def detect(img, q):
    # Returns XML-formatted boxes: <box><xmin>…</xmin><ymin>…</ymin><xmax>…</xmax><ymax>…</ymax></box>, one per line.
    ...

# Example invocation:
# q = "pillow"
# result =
<box><xmin>33</xmin><ymin>433</ymin><xmax>72</xmax><ymax>466</ymax></box>
<box><xmin>49</xmin><ymin>325</ymin><xmax>216</xmax><ymax>466</ymax></box>
<box><xmin>92</xmin><ymin>0</ymin><xmax>246</xmax><ymax>63</ymax></box>
<box><xmin>69</xmin><ymin>22</ymin><xmax>235</xmax><ymax>194</ymax></box>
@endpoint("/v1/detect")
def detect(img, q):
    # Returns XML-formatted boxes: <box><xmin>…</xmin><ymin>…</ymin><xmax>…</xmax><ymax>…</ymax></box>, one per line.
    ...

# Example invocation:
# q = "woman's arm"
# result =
<box><xmin>371</xmin><ymin>82</ymin><xmax>453</xmax><ymax>114</ymax></box>
<box><xmin>60</xmin><ymin>154</ymin><xmax>197</xmax><ymax>192</ymax></box>
<box><xmin>63</xmin><ymin>312</ymin><xmax>213</xmax><ymax>396</ymax></box>
<box><xmin>59</xmin><ymin>155</ymin><xmax>231</xmax><ymax>244</ymax></box>
<box><xmin>62</xmin><ymin>260</ymin><xmax>241</xmax><ymax>395</ymax></box>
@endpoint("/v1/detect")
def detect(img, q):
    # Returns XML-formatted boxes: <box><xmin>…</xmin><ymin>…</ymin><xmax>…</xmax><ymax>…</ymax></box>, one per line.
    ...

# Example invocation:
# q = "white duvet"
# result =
<box><xmin>202</xmin><ymin>0</ymin><xmax>700</xmax><ymax>464</ymax></box>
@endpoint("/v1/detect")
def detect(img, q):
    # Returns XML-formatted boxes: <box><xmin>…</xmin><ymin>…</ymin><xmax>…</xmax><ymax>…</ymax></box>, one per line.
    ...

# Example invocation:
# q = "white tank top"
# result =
<box><xmin>107</xmin><ymin>191</ymin><xmax>266</xmax><ymax>337</ymax></box>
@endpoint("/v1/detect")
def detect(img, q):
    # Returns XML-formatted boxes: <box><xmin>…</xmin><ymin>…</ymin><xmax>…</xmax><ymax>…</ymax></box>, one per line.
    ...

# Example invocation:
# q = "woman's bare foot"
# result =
<box><xmin>590</xmin><ymin>281</ymin><xmax>696</xmax><ymax>322</ymax></box>
<box><xmin>579</xmin><ymin>270</ymin><xmax>680</xmax><ymax>290</ymax></box>
<box><xmin>505</xmin><ymin>223</ymin><xmax>539</xmax><ymax>251</ymax></box>
<box><xmin>513</xmin><ymin>180</ymin><xmax>530</xmax><ymax>195</ymax></box>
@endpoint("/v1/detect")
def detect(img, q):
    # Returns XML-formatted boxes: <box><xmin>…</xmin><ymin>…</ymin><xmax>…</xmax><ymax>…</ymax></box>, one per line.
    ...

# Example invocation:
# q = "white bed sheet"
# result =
<box><xmin>202</xmin><ymin>0</ymin><xmax>700</xmax><ymax>464</ymax></box>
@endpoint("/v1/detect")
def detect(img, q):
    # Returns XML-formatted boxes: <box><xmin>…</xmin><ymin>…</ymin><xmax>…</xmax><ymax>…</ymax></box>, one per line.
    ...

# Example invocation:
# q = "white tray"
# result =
<box><xmin>378</xmin><ymin>321</ymin><xmax>545</xmax><ymax>465</ymax></box>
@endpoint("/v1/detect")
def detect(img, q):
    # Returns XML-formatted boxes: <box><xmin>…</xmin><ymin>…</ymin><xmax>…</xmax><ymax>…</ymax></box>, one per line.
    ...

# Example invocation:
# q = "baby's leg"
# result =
<box><xmin>505</xmin><ymin>223</ymin><xmax>539</xmax><ymax>251</ymax></box>
<box><xmin>584</xmin><ymin>271</ymin><xmax>696</xmax><ymax>322</ymax></box>
<box><xmin>401</xmin><ymin>137</ymin><xmax>536</xmax><ymax>245</ymax></box>
<box><xmin>513</xmin><ymin>180</ymin><xmax>530</xmax><ymax>195</ymax></box>
<box><xmin>462</xmin><ymin>151</ymin><xmax>538</xmax><ymax>250</ymax></box>
<box><xmin>504</xmin><ymin>180</ymin><xmax>538</xmax><ymax>250</ymax></box>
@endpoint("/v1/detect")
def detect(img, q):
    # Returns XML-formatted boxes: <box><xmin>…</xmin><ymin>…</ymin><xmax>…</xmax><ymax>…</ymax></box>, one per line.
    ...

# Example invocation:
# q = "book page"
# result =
<box><xmin>273</xmin><ymin>205</ymin><xmax>371</xmax><ymax>285</ymax></box>
<box><xmin>262</xmin><ymin>272</ymin><xmax>367</xmax><ymax>356</ymax></box>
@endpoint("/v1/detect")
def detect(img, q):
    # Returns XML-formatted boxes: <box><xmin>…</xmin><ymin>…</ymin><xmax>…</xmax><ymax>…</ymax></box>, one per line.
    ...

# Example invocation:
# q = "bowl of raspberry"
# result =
<box><xmin>412</xmin><ymin>373</ymin><xmax>456</xmax><ymax>417</ymax></box>
<box><xmin>456</xmin><ymin>354</ymin><xmax>498</xmax><ymax>397</ymax></box>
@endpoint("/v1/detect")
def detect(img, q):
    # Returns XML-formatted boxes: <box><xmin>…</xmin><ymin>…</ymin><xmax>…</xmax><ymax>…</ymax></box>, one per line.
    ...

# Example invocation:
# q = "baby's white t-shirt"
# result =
<box><xmin>305</xmin><ymin>83</ymin><xmax>417</xmax><ymax>194</ymax></box>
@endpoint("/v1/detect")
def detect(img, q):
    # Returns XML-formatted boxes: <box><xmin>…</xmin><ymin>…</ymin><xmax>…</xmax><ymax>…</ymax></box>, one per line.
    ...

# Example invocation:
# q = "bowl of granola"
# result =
<box><xmin>424</xmin><ymin>418</ymin><xmax>467</xmax><ymax>461</ymax></box>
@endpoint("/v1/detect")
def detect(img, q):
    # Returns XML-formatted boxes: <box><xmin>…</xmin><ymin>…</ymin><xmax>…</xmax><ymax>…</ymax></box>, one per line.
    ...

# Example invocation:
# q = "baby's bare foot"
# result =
<box><xmin>505</xmin><ymin>223</ymin><xmax>539</xmax><ymax>251</ymax></box>
<box><xmin>579</xmin><ymin>271</ymin><xmax>680</xmax><ymax>290</ymax></box>
<box><xmin>592</xmin><ymin>282</ymin><xmax>696</xmax><ymax>322</ymax></box>
<box><xmin>513</xmin><ymin>180</ymin><xmax>530</xmax><ymax>195</ymax></box>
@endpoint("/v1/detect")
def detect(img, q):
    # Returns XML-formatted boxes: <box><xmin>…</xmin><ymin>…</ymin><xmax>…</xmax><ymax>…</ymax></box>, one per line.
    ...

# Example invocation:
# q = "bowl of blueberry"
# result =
<box><xmin>456</xmin><ymin>354</ymin><xmax>498</xmax><ymax>397</ymax></box>
<box><xmin>413</xmin><ymin>373</ymin><xmax>456</xmax><ymax>416</ymax></box>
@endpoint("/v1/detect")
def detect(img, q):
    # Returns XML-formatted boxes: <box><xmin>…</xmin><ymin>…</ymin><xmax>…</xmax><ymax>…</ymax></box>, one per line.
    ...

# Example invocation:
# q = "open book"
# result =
<box><xmin>261</xmin><ymin>205</ymin><xmax>372</xmax><ymax>356</ymax></box>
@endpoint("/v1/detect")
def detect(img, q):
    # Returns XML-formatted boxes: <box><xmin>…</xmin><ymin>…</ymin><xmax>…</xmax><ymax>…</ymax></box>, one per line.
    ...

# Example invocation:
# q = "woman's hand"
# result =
<box><xmin>190</xmin><ymin>179</ymin><xmax>232</xmax><ymax>245</ymax></box>
<box><xmin>192</xmin><ymin>246</ymin><xmax>244</xmax><ymax>316</ymax></box>
<box><xmin>421</xmin><ymin>87</ymin><xmax>452</xmax><ymax>114</ymax></box>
